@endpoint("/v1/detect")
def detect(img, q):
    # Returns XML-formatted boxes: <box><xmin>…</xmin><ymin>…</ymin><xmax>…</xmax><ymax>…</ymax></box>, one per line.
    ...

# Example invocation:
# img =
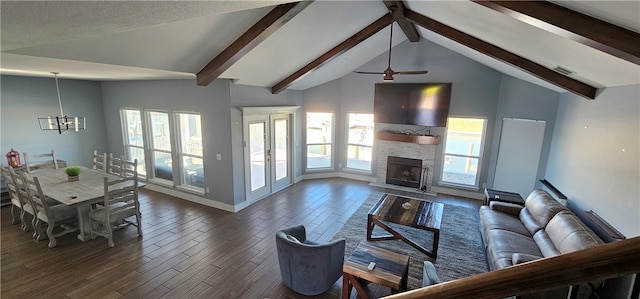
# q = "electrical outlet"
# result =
<box><xmin>216</xmin><ymin>154</ymin><xmax>222</xmax><ymax>160</ymax></box>
<box><xmin>205</xmin><ymin>187</ymin><xmax>210</xmax><ymax>193</ymax></box>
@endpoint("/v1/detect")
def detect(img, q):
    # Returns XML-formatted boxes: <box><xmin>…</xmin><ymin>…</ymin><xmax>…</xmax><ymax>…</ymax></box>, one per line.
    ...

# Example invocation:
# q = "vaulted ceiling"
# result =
<box><xmin>1</xmin><ymin>1</ymin><xmax>639</xmax><ymax>100</ymax></box>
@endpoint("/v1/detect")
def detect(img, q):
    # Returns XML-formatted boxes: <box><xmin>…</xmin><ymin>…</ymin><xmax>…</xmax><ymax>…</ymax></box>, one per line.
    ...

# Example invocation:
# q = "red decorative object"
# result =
<box><xmin>6</xmin><ymin>148</ymin><xmax>21</xmax><ymax>168</ymax></box>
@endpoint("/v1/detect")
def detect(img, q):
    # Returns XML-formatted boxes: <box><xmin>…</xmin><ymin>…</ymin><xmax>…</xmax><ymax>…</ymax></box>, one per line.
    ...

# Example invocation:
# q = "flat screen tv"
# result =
<box><xmin>374</xmin><ymin>83</ymin><xmax>452</xmax><ymax>127</ymax></box>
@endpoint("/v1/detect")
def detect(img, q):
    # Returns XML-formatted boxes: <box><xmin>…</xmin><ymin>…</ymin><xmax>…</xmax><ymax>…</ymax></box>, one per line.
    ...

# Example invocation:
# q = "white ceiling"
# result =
<box><xmin>1</xmin><ymin>1</ymin><xmax>639</xmax><ymax>95</ymax></box>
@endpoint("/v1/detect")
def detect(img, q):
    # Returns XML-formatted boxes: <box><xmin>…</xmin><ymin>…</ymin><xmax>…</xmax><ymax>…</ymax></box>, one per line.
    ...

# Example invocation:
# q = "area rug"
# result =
<box><xmin>332</xmin><ymin>192</ymin><xmax>489</xmax><ymax>290</ymax></box>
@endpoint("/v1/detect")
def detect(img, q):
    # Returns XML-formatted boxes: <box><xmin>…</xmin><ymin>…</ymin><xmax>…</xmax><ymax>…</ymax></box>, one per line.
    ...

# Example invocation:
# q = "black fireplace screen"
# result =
<box><xmin>386</xmin><ymin>156</ymin><xmax>422</xmax><ymax>188</ymax></box>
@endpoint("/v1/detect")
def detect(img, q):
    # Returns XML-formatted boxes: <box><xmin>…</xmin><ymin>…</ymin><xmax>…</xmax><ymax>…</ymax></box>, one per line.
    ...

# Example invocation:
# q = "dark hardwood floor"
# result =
<box><xmin>1</xmin><ymin>178</ymin><xmax>481</xmax><ymax>298</ymax></box>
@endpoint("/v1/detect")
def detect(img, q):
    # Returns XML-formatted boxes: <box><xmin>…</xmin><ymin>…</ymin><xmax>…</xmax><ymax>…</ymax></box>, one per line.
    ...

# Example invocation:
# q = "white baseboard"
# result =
<box><xmin>144</xmin><ymin>183</ymin><xmax>236</xmax><ymax>212</ymax></box>
<box><xmin>301</xmin><ymin>171</ymin><xmax>375</xmax><ymax>183</ymax></box>
<box><xmin>144</xmin><ymin>174</ymin><xmax>483</xmax><ymax>213</ymax></box>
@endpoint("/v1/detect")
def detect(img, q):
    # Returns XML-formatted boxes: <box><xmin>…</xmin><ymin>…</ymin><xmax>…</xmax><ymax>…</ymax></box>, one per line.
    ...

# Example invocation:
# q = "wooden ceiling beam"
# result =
<box><xmin>196</xmin><ymin>1</ymin><xmax>312</xmax><ymax>86</ymax></box>
<box><xmin>472</xmin><ymin>1</ymin><xmax>640</xmax><ymax>65</ymax></box>
<box><xmin>382</xmin><ymin>0</ymin><xmax>420</xmax><ymax>42</ymax></box>
<box><xmin>271</xmin><ymin>14</ymin><xmax>394</xmax><ymax>94</ymax></box>
<box><xmin>404</xmin><ymin>9</ymin><xmax>597</xmax><ymax>100</ymax></box>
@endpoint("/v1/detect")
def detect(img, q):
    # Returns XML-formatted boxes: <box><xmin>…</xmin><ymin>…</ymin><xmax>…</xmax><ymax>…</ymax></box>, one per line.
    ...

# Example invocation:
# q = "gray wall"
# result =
<box><xmin>0</xmin><ymin>75</ymin><xmax>107</xmax><ymax>168</ymax></box>
<box><xmin>303</xmin><ymin>38</ymin><xmax>506</xmax><ymax>192</ymax></box>
<box><xmin>229</xmin><ymin>83</ymin><xmax>303</xmax><ymax>203</ymax></box>
<box><xmin>100</xmin><ymin>79</ymin><xmax>236</xmax><ymax>205</ymax></box>
<box><xmin>487</xmin><ymin>75</ymin><xmax>561</xmax><ymax>188</ymax></box>
<box><xmin>302</xmin><ymin>79</ymin><xmax>343</xmax><ymax>171</ymax></box>
<box><xmin>545</xmin><ymin>84</ymin><xmax>640</xmax><ymax>237</ymax></box>
<box><xmin>100</xmin><ymin>80</ymin><xmax>303</xmax><ymax>206</ymax></box>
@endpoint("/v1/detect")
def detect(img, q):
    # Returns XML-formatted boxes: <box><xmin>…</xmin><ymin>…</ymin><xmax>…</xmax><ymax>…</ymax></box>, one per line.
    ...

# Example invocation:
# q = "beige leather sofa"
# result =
<box><xmin>479</xmin><ymin>189</ymin><xmax>603</xmax><ymax>271</ymax></box>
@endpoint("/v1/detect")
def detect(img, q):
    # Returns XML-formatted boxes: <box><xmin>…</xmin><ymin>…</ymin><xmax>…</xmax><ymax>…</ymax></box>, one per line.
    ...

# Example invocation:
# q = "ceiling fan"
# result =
<box><xmin>355</xmin><ymin>23</ymin><xmax>428</xmax><ymax>80</ymax></box>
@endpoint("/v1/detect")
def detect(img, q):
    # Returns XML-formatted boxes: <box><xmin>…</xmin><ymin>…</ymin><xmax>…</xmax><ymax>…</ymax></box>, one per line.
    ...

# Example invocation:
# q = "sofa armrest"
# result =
<box><xmin>512</xmin><ymin>253</ymin><xmax>543</xmax><ymax>265</ymax></box>
<box><xmin>489</xmin><ymin>201</ymin><xmax>523</xmax><ymax>215</ymax></box>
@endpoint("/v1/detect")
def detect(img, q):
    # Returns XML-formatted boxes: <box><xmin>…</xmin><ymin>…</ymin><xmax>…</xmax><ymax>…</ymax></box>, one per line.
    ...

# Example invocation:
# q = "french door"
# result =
<box><xmin>243</xmin><ymin>113</ymin><xmax>292</xmax><ymax>201</ymax></box>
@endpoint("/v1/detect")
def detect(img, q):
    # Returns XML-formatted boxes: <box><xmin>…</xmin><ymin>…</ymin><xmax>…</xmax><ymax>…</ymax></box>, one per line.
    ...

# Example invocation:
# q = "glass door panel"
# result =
<box><xmin>271</xmin><ymin>115</ymin><xmax>291</xmax><ymax>192</ymax></box>
<box><xmin>274</xmin><ymin>118</ymin><xmax>288</xmax><ymax>181</ymax></box>
<box><xmin>243</xmin><ymin>113</ymin><xmax>293</xmax><ymax>202</ymax></box>
<box><xmin>248</xmin><ymin>121</ymin><xmax>267</xmax><ymax>192</ymax></box>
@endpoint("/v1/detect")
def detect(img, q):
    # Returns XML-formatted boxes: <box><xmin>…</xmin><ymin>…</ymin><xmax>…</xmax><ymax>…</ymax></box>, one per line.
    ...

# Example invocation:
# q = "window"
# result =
<box><xmin>121</xmin><ymin>109</ymin><xmax>147</xmax><ymax>177</ymax></box>
<box><xmin>177</xmin><ymin>113</ymin><xmax>204</xmax><ymax>190</ymax></box>
<box><xmin>440</xmin><ymin>117</ymin><xmax>487</xmax><ymax>188</ymax></box>
<box><xmin>306</xmin><ymin>112</ymin><xmax>333</xmax><ymax>170</ymax></box>
<box><xmin>346</xmin><ymin>113</ymin><xmax>374</xmax><ymax>171</ymax></box>
<box><xmin>120</xmin><ymin>108</ymin><xmax>206</xmax><ymax>194</ymax></box>
<box><xmin>149</xmin><ymin>111</ymin><xmax>173</xmax><ymax>183</ymax></box>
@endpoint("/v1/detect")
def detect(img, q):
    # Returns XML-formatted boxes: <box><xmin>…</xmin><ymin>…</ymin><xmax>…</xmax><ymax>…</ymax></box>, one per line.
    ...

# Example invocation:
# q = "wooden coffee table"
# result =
<box><xmin>367</xmin><ymin>194</ymin><xmax>444</xmax><ymax>258</ymax></box>
<box><xmin>342</xmin><ymin>242</ymin><xmax>409</xmax><ymax>299</ymax></box>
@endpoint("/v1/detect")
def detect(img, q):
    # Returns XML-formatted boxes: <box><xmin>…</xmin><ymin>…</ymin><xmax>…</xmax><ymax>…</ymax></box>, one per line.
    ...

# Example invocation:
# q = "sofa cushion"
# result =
<box><xmin>533</xmin><ymin>230</ymin><xmax>561</xmax><ymax>257</ymax></box>
<box><xmin>545</xmin><ymin>211</ymin><xmax>604</xmax><ymax>254</ymax></box>
<box><xmin>521</xmin><ymin>189</ymin><xmax>566</xmax><ymax>233</ymax></box>
<box><xmin>489</xmin><ymin>201</ymin><xmax>523</xmax><ymax>215</ymax></box>
<box><xmin>485</xmin><ymin>229</ymin><xmax>543</xmax><ymax>270</ymax></box>
<box><xmin>512</xmin><ymin>253</ymin><xmax>543</xmax><ymax>265</ymax></box>
<box><xmin>479</xmin><ymin>206</ymin><xmax>531</xmax><ymax>243</ymax></box>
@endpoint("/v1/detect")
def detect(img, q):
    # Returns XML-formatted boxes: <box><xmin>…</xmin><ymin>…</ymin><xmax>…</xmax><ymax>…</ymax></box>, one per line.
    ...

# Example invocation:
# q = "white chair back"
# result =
<box><xmin>1</xmin><ymin>166</ymin><xmax>21</xmax><ymax>224</ymax></box>
<box><xmin>22</xmin><ymin>172</ymin><xmax>77</xmax><ymax>248</ymax></box>
<box><xmin>92</xmin><ymin>151</ymin><xmax>107</xmax><ymax>172</ymax></box>
<box><xmin>88</xmin><ymin>171</ymin><xmax>142</xmax><ymax>247</ymax></box>
<box><xmin>108</xmin><ymin>153</ymin><xmax>124</xmax><ymax>176</ymax></box>
<box><xmin>23</xmin><ymin>150</ymin><xmax>58</xmax><ymax>172</ymax></box>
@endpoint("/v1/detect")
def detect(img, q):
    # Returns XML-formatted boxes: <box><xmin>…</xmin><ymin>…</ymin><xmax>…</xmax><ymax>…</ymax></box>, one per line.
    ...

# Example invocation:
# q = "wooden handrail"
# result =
<box><xmin>385</xmin><ymin>236</ymin><xmax>640</xmax><ymax>299</ymax></box>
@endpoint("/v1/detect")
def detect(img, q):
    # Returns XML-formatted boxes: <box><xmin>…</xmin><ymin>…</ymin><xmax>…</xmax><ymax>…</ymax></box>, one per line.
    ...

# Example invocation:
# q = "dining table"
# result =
<box><xmin>29</xmin><ymin>166</ymin><xmax>144</xmax><ymax>242</ymax></box>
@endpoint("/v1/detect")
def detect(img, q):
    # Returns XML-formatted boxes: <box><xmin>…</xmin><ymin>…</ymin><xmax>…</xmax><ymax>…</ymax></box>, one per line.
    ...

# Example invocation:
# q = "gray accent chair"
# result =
<box><xmin>275</xmin><ymin>225</ymin><xmax>346</xmax><ymax>296</ymax></box>
<box><xmin>422</xmin><ymin>261</ymin><xmax>441</xmax><ymax>287</ymax></box>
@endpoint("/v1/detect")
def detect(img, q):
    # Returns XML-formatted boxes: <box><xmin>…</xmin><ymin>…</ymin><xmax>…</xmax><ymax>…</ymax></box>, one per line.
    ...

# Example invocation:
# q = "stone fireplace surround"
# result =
<box><xmin>376</xmin><ymin>139</ymin><xmax>437</xmax><ymax>194</ymax></box>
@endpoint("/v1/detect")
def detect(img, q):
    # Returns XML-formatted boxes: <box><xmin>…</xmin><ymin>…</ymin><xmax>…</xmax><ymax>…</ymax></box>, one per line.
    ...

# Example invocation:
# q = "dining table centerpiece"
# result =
<box><xmin>65</xmin><ymin>166</ymin><xmax>80</xmax><ymax>181</ymax></box>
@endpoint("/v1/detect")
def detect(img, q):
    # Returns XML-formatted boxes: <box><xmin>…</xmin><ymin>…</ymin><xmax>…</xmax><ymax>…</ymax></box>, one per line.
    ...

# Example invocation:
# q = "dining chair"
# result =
<box><xmin>22</xmin><ymin>172</ymin><xmax>78</xmax><ymax>248</ymax></box>
<box><xmin>2</xmin><ymin>166</ymin><xmax>22</xmax><ymax>224</ymax></box>
<box><xmin>10</xmin><ymin>167</ymin><xmax>37</xmax><ymax>232</ymax></box>
<box><xmin>121</xmin><ymin>158</ymin><xmax>138</xmax><ymax>178</ymax></box>
<box><xmin>23</xmin><ymin>149</ymin><xmax>58</xmax><ymax>172</ymax></box>
<box><xmin>92</xmin><ymin>150</ymin><xmax>107</xmax><ymax>172</ymax></box>
<box><xmin>88</xmin><ymin>171</ymin><xmax>142</xmax><ymax>247</ymax></box>
<box><xmin>108</xmin><ymin>153</ymin><xmax>124</xmax><ymax>176</ymax></box>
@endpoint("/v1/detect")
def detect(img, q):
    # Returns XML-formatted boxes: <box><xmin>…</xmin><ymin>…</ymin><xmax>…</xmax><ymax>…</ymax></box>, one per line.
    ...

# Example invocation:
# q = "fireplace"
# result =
<box><xmin>386</xmin><ymin>156</ymin><xmax>423</xmax><ymax>188</ymax></box>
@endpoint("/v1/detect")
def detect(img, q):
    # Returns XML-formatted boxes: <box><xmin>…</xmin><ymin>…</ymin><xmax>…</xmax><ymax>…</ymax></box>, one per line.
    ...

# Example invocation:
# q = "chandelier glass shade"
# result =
<box><xmin>38</xmin><ymin>72</ymin><xmax>86</xmax><ymax>134</ymax></box>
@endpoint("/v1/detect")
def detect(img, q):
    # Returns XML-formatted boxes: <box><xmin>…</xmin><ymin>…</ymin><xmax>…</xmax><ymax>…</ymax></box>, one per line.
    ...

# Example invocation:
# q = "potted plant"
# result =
<box><xmin>65</xmin><ymin>166</ymin><xmax>80</xmax><ymax>181</ymax></box>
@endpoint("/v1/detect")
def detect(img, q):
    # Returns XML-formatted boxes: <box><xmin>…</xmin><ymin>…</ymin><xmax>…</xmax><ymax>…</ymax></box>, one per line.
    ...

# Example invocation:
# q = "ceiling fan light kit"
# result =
<box><xmin>37</xmin><ymin>72</ymin><xmax>86</xmax><ymax>134</ymax></box>
<box><xmin>355</xmin><ymin>21</ymin><xmax>428</xmax><ymax>81</ymax></box>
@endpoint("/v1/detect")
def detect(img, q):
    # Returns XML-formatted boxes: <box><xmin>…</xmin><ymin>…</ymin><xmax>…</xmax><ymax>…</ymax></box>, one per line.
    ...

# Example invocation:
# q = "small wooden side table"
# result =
<box><xmin>342</xmin><ymin>242</ymin><xmax>409</xmax><ymax>299</ymax></box>
<box><xmin>484</xmin><ymin>188</ymin><xmax>525</xmax><ymax>206</ymax></box>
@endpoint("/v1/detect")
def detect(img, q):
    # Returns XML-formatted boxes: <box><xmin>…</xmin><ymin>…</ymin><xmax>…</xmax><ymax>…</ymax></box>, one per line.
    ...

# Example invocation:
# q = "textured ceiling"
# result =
<box><xmin>1</xmin><ymin>1</ymin><xmax>638</xmax><ymax>95</ymax></box>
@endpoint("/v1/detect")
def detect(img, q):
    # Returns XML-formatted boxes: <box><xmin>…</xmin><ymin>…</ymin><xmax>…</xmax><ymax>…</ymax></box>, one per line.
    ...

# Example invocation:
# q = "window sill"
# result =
<box><xmin>176</xmin><ymin>185</ymin><xmax>205</xmax><ymax>197</ymax></box>
<box><xmin>437</xmin><ymin>181</ymin><xmax>480</xmax><ymax>192</ymax></box>
<box><xmin>305</xmin><ymin>167</ymin><xmax>335</xmax><ymax>172</ymax></box>
<box><xmin>341</xmin><ymin>168</ymin><xmax>372</xmax><ymax>175</ymax></box>
<box><xmin>148</xmin><ymin>178</ymin><xmax>174</xmax><ymax>188</ymax></box>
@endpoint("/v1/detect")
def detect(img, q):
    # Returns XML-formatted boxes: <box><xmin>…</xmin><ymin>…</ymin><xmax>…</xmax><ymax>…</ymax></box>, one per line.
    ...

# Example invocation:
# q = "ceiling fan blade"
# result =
<box><xmin>354</xmin><ymin>22</ymin><xmax>429</xmax><ymax>79</ymax></box>
<box><xmin>355</xmin><ymin>71</ymin><xmax>385</xmax><ymax>75</ymax></box>
<box><xmin>394</xmin><ymin>70</ymin><xmax>429</xmax><ymax>75</ymax></box>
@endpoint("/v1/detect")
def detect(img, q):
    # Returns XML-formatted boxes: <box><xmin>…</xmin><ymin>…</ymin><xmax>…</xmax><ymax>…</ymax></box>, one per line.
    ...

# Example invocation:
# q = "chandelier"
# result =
<box><xmin>37</xmin><ymin>72</ymin><xmax>86</xmax><ymax>134</ymax></box>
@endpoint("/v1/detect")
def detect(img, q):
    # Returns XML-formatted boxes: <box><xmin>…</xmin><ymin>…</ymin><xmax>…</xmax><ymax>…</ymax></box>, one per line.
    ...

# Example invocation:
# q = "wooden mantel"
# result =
<box><xmin>376</xmin><ymin>132</ymin><xmax>441</xmax><ymax>145</ymax></box>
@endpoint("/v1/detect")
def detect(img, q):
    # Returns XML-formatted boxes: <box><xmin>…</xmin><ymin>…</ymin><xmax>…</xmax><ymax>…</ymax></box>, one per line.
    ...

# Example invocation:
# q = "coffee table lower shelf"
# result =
<box><xmin>342</xmin><ymin>242</ymin><xmax>409</xmax><ymax>299</ymax></box>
